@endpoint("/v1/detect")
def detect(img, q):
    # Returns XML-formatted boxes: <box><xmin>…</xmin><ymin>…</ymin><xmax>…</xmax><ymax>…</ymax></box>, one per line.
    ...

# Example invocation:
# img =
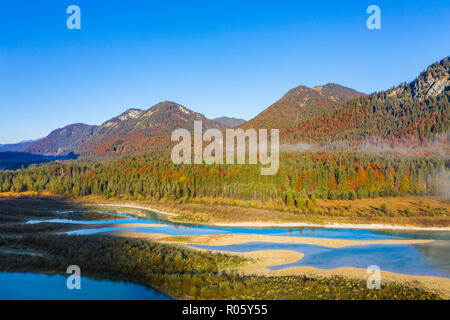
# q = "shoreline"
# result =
<box><xmin>87</xmin><ymin>202</ymin><xmax>450</xmax><ymax>232</ymax></box>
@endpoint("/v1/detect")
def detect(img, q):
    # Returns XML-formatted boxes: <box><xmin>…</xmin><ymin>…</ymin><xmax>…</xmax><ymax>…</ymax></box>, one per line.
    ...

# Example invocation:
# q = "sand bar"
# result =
<box><xmin>161</xmin><ymin>233</ymin><xmax>433</xmax><ymax>247</ymax></box>
<box><xmin>109</xmin><ymin>230</ymin><xmax>433</xmax><ymax>248</ymax></box>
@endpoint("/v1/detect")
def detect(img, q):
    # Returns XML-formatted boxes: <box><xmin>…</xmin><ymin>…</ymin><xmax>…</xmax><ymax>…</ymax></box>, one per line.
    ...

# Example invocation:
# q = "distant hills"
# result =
<box><xmin>213</xmin><ymin>117</ymin><xmax>246</xmax><ymax>127</ymax></box>
<box><xmin>240</xmin><ymin>83</ymin><xmax>365</xmax><ymax>130</ymax></box>
<box><xmin>2</xmin><ymin>56</ymin><xmax>448</xmax><ymax>159</ymax></box>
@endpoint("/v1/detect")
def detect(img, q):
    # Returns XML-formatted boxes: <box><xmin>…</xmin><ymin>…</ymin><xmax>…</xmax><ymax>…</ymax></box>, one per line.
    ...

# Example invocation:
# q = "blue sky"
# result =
<box><xmin>0</xmin><ymin>0</ymin><xmax>449</xmax><ymax>143</ymax></box>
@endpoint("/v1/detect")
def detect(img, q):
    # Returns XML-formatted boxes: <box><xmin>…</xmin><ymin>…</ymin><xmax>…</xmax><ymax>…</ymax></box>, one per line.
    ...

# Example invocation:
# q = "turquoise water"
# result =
<box><xmin>0</xmin><ymin>272</ymin><xmax>172</xmax><ymax>300</ymax></box>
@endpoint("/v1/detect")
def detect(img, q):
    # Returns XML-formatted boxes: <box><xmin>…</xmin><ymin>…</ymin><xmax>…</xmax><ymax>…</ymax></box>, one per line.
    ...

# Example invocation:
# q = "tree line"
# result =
<box><xmin>0</xmin><ymin>152</ymin><xmax>447</xmax><ymax>207</ymax></box>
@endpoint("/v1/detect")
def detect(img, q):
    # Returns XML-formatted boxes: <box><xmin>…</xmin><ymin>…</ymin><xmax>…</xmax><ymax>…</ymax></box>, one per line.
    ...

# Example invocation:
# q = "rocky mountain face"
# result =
<box><xmin>24</xmin><ymin>123</ymin><xmax>97</xmax><ymax>156</ymax></box>
<box><xmin>386</xmin><ymin>58</ymin><xmax>450</xmax><ymax>102</ymax></box>
<box><xmin>240</xmin><ymin>83</ymin><xmax>365</xmax><ymax>130</ymax></box>
<box><xmin>412</xmin><ymin>60</ymin><xmax>449</xmax><ymax>100</ymax></box>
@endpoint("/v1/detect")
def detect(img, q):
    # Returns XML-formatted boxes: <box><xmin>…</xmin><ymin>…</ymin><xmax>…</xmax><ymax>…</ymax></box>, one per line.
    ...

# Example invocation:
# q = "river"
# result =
<box><xmin>5</xmin><ymin>206</ymin><xmax>450</xmax><ymax>298</ymax></box>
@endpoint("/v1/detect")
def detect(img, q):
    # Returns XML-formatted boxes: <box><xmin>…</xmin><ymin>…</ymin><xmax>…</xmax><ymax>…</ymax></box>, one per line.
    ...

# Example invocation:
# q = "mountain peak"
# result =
<box><xmin>240</xmin><ymin>83</ymin><xmax>365</xmax><ymax>129</ymax></box>
<box><xmin>152</xmin><ymin>101</ymin><xmax>193</xmax><ymax>113</ymax></box>
<box><xmin>320</xmin><ymin>82</ymin><xmax>345</xmax><ymax>88</ymax></box>
<box><xmin>141</xmin><ymin>101</ymin><xmax>195</xmax><ymax>118</ymax></box>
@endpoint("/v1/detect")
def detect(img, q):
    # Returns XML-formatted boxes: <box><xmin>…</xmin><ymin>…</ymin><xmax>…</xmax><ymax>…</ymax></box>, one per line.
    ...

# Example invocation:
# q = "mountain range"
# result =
<box><xmin>2</xmin><ymin>56</ymin><xmax>448</xmax><ymax>157</ymax></box>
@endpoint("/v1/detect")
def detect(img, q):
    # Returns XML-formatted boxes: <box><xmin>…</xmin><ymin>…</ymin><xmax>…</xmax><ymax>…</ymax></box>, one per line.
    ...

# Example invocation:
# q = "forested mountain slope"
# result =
<box><xmin>283</xmin><ymin>57</ymin><xmax>449</xmax><ymax>147</ymax></box>
<box><xmin>240</xmin><ymin>83</ymin><xmax>365</xmax><ymax>130</ymax></box>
